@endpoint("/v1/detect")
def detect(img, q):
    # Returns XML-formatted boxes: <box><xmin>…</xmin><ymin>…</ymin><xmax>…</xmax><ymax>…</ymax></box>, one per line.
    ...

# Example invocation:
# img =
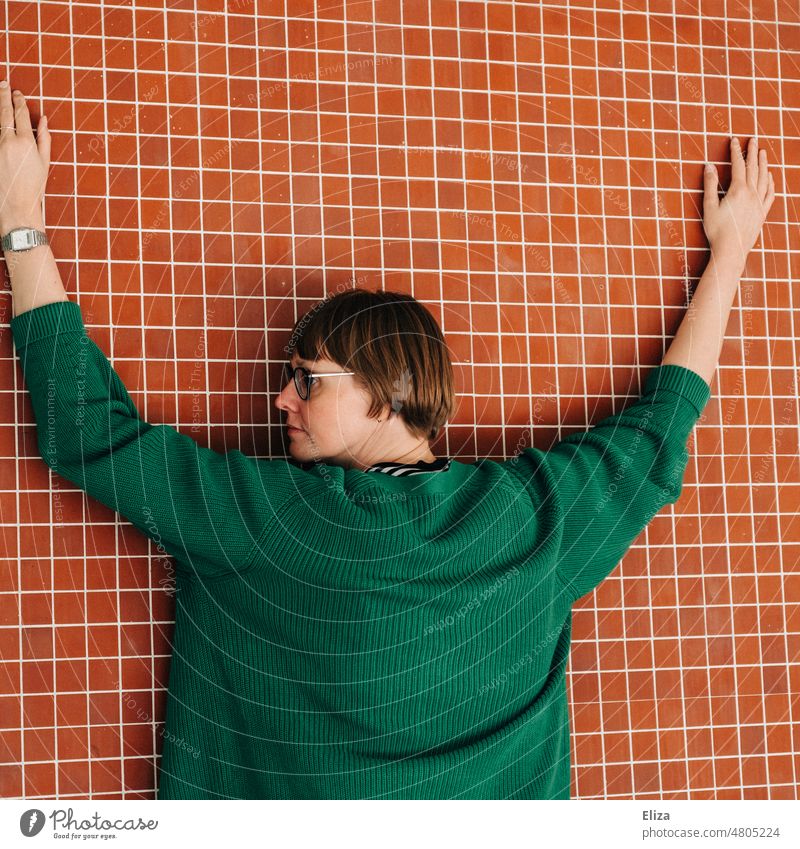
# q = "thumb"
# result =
<box><xmin>703</xmin><ymin>162</ymin><xmax>719</xmax><ymax>213</ymax></box>
<box><xmin>36</xmin><ymin>115</ymin><xmax>50</xmax><ymax>174</ymax></box>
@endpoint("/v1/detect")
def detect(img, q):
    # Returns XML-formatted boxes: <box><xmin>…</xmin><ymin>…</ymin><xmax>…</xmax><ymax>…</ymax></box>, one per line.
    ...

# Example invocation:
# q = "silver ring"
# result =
<box><xmin>0</xmin><ymin>125</ymin><xmax>16</xmax><ymax>131</ymax></box>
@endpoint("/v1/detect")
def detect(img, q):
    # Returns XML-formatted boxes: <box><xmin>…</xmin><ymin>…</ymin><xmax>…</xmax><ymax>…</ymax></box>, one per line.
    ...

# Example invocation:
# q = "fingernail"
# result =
<box><xmin>0</xmin><ymin>80</ymin><xmax>7</xmax><ymax>88</ymax></box>
<box><xmin>705</xmin><ymin>162</ymin><xmax>714</xmax><ymax>171</ymax></box>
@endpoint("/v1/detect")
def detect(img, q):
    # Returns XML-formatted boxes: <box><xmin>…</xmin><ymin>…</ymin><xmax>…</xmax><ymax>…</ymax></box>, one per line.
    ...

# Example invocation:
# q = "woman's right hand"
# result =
<box><xmin>0</xmin><ymin>82</ymin><xmax>49</xmax><ymax>236</ymax></box>
<box><xmin>703</xmin><ymin>136</ymin><xmax>776</xmax><ymax>268</ymax></box>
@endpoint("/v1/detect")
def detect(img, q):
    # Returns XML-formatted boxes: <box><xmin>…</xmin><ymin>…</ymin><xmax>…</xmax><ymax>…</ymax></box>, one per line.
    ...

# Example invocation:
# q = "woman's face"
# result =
<box><xmin>274</xmin><ymin>353</ymin><xmax>396</xmax><ymax>470</ymax></box>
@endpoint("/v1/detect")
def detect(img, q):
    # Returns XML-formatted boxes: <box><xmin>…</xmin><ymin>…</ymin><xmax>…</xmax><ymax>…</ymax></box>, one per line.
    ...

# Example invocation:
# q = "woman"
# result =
<box><xmin>1</xmin><ymin>81</ymin><xmax>775</xmax><ymax>799</ymax></box>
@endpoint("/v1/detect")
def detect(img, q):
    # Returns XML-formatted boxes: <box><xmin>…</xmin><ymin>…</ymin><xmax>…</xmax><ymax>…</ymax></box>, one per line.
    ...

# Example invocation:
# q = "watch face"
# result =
<box><xmin>10</xmin><ymin>230</ymin><xmax>31</xmax><ymax>249</ymax></box>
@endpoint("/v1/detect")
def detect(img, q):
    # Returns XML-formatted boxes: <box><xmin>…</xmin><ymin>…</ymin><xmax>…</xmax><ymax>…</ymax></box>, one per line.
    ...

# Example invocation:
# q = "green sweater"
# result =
<box><xmin>10</xmin><ymin>300</ymin><xmax>711</xmax><ymax>799</ymax></box>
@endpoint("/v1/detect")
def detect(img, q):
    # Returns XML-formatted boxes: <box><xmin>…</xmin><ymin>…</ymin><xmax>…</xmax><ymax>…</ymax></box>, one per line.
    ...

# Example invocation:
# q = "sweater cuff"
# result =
<box><xmin>10</xmin><ymin>299</ymin><xmax>86</xmax><ymax>350</ymax></box>
<box><xmin>644</xmin><ymin>364</ymin><xmax>712</xmax><ymax>418</ymax></box>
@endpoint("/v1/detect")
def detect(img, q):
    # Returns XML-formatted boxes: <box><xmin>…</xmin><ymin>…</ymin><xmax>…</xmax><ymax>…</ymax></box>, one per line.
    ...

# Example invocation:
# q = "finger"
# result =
<box><xmin>703</xmin><ymin>162</ymin><xmax>719</xmax><ymax>213</ymax></box>
<box><xmin>765</xmin><ymin>172</ymin><xmax>775</xmax><ymax>208</ymax></box>
<box><xmin>757</xmin><ymin>148</ymin><xmax>769</xmax><ymax>198</ymax></box>
<box><xmin>730</xmin><ymin>137</ymin><xmax>746</xmax><ymax>186</ymax></box>
<box><xmin>745</xmin><ymin>136</ymin><xmax>759</xmax><ymax>189</ymax></box>
<box><xmin>36</xmin><ymin>115</ymin><xmax>50</xmax><ymax>173</ymax></box>
<box><xmin>12</xmin><ymin>89</ymin><xmax>32</xmax><ymax>137</ymax></box>
<box><xmin>0</xmin><ymin>81</ymin><xmax>14</xmax><ymax>141</ymax></box>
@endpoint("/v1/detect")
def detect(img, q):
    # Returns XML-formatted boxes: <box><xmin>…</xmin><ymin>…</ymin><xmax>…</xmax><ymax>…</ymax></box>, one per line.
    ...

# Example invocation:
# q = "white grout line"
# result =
<box><xmin>718</xmin><ymin>17</ymin><xmax>745</xmax><ymax>800</ymax></box>
<box><xmin>769</xmin><ymin>0</ymin><xmax>799</xmax><ymax>793</ymax></box>
<box><xmin>645</xmin><ymin>0</ymin><xmax>673</xmax><ymax>800</ymax></box>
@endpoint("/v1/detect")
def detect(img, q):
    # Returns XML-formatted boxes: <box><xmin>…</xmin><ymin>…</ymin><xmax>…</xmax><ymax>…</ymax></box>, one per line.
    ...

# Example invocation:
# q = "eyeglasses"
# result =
<box><xmin>282</xmin><ymin>362</ymin><xmax>355</xmax><ymax>401</ymax></box>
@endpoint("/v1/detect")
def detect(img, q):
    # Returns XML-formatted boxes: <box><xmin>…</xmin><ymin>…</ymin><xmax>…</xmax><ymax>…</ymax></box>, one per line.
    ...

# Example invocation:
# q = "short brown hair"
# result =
<box><xmin>287</xmin><ymin>288</ymin><xmax>455</xmax><ymax>442</ymax></box>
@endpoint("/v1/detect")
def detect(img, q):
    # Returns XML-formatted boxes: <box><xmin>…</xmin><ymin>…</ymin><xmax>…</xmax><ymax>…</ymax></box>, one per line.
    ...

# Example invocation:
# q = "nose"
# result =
<box><xmin>274</xmin><ymin>379</ymin><xmax>300</xmax><ymax>412</ymax></box>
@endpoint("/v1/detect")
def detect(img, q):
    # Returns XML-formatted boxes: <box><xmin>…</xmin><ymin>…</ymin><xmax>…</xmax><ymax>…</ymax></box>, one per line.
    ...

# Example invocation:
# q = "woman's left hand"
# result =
<box><xmin>0</xmin><ymin>82</ymin><xmax>51</xmax><ymax>235</ymax></box>
<box><xmin>703</xmin><ymin>137</ymin><xmax>776</xmax><ymax>269</ymax></box>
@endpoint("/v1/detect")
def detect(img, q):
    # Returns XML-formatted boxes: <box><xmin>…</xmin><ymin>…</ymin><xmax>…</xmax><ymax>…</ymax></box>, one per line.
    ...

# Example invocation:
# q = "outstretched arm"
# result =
<box><xmin>661</xmin><ymin>136</ymin><xmax>776</xmax><ymax>385</ymax></box>
<box><xmin>0</xmin><ymin>83</ymin><xmax>63</xmax><ymax>317</ymax></box>
<box><xmin>503</xmin><ymin>138</ymin><xmax>776</xmax><ymax>607</ymax></box>
<box><xmin>2</xmin><ymin>82</ymin><xmax>299</xmax><ymax>580</ymax></box>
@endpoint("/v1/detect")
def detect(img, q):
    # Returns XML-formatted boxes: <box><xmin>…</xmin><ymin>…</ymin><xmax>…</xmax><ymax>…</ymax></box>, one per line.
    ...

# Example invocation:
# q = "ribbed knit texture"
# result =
<box><xmin>10</xmin><ymin>300</ymin><xmax>712</xmax><ymax>800</ymax></box>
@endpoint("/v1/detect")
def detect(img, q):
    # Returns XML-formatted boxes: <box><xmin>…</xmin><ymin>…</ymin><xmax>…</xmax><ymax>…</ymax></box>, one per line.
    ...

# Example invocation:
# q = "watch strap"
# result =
<box><xmin>1</xmin><ymin>227</ymin><xmax>49</xmax><ymax>252</ymax></box>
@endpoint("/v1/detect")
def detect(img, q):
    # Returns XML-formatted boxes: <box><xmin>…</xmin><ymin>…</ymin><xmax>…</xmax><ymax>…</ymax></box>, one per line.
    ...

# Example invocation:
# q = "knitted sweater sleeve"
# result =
<box><xmin>10</xmin><ymin>300</ymin><xmax>296</xmax><ymax>579</ymax></box>
<box><xmin>503</xmin><ymin>364</ymin><xmax>711</xmax><ymax>606</ymax></box>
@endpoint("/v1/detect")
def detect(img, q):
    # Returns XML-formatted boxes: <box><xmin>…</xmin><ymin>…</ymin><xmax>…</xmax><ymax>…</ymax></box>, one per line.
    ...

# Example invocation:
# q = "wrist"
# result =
<box><xmin>709</xmin><ymin>243</ymin><xmax>747</xmax><ymax>275</ymax></box>
<box><xmin>1</xmin><ymin>221</ymin><xmax>48</xmax><ymax>258</ymax></box>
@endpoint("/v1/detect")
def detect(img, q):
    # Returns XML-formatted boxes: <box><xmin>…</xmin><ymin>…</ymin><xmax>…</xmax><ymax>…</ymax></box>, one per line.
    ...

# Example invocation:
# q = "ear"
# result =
<box><xmin>377</xmin><ymin>402</ymin><xmax>395</xmax><ymax>422</ymax></box>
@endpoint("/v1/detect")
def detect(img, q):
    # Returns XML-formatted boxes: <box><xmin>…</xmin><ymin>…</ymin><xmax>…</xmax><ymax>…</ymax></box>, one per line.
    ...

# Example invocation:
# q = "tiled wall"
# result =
<box><xmin>2</xmin><ymin>0</ymin><xmax>799</xmax><ymax>799</ymax></box>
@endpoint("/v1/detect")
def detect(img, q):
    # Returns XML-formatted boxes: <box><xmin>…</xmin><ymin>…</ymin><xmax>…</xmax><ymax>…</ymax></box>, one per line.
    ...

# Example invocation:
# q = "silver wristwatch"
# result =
<box><xmin>1</xmin><ymin>227</ymin><xmax>49</xmax><ymax>252</ymax></box>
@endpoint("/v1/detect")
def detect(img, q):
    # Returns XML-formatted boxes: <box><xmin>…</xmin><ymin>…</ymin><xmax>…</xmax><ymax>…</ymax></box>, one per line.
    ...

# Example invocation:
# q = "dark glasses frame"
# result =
<box><xmin>282</xmin><ymin>362</ymin><xmax>355</xmax><ymax>401</ymax></box>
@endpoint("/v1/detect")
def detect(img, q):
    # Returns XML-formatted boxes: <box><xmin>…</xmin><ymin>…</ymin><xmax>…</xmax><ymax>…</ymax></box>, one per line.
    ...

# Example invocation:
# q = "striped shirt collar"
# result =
<box><xmin>294</xmin><ymin>457</ymin><xmax>452</xmax><ymax>475</ymax></box>
<box><xmin>365</xmin><ymin>457</ymin><xmax>452</xmax><ymax>476</ymax></box>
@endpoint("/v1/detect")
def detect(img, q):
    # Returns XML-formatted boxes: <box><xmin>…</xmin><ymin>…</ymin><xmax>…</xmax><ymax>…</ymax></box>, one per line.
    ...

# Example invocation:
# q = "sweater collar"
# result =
<box><xmin>365</xmin><ymin>457</ymin><xmax>452</xmax><ymax>475</ymax></box>
<box><xmin>293</xmin><ymin>457</ymin><xmax>452</xmax><ymax>474</ymax></box>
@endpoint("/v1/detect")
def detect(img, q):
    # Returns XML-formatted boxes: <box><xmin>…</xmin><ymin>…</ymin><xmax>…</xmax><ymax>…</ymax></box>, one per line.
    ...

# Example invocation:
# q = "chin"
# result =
<box><xmin>287</xmin><ymin>438</ymin><xmax>305</xmax><ymax>455</ymax></box>
<box><xmin>286</xmin><ymin>433</ymin><xmax>316</xmax><ymax>460</ymax></box>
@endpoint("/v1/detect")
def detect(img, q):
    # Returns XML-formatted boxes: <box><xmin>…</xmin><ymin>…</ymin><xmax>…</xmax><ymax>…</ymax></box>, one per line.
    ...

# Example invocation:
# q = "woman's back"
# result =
<box><xmin>158</xmin><ymin>455</ymin><xmax>573</xmax><ymax>799</ymax></box>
